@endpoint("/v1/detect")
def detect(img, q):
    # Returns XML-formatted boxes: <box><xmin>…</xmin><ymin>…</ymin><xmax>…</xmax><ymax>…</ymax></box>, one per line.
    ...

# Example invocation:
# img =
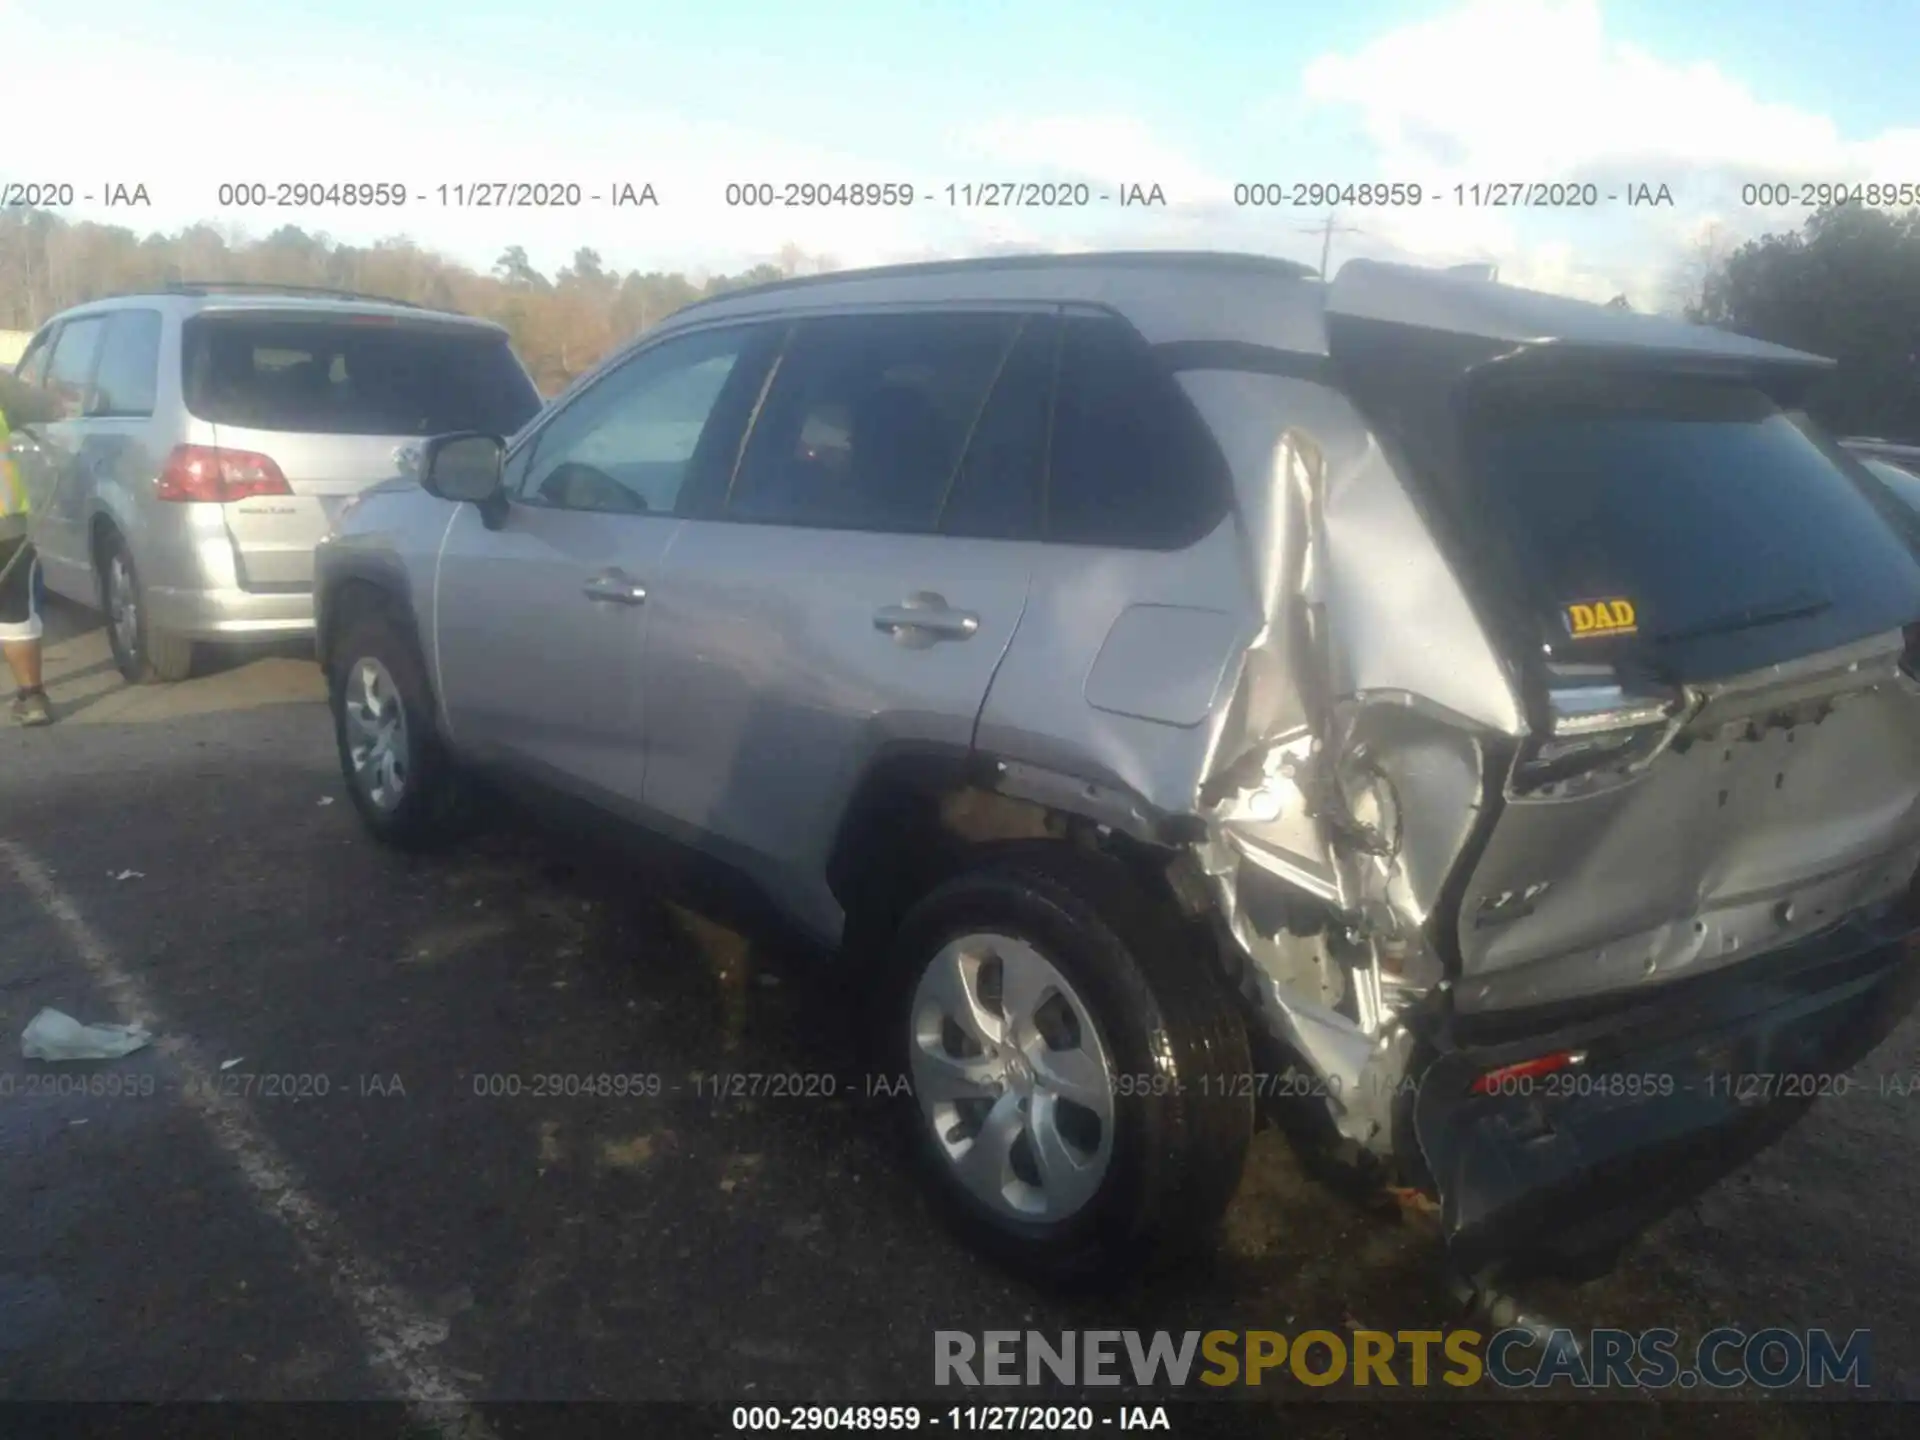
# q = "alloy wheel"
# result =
<box><xmin>343</xmin><ymin>657</ymin><xmax>411</xmax><ymax>811</ymax></box>
<box><xmin>907</xmin><ymin>932</ymin><xmax>1116</xmax><ymax>1223</ymax></box>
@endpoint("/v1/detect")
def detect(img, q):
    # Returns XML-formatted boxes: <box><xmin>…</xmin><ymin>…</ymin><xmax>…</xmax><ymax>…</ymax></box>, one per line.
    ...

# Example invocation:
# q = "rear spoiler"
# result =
<box><xmin>1327</xmin><ymin>258</ymin><xmax>1834</xmax><ymax>379</ymax></box>
<box><xmin>184</xmin><ymin>307</ymin><xmax>510</xmax><ymax>339</ymax></box>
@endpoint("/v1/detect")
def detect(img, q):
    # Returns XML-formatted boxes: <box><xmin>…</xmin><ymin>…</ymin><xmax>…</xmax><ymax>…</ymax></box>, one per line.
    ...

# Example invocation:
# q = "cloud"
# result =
<box><xmin>1293</xmin><ymin>0</ymin><xmax>1920</xmax><ymax>303</ymax></box>
<box><xmin>953</xmin><ymin>116</ymin><xmax>1234</xmax><ymax>203</ymax></box>
<box><xmin>2</xmin><ymin>6</ymin><xmax>1020</xmax><ymax>276</ymax></box>
<box><xmin>8</xmin><ymin>0</ymin><xmax>1913</xmax><ymax>309</ymax></box>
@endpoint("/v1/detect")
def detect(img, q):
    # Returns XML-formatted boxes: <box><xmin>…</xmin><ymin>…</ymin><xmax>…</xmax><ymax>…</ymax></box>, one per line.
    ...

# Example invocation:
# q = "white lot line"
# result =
<box><xmin>1</xmin><ymin>838</ymin><xmax>492</xmax><ymax>1438</ymax></box>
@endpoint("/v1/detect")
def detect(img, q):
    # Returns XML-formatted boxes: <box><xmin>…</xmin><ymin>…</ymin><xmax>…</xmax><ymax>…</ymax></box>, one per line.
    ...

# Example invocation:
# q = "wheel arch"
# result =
<box><xmin>825</xmin><ymin>743</ymin><xmax>1200</xmax><ymax>965</ymax></box>
<box><xmin>315</xmin><ymin>552</ymin><xmax>423</xmax><ymax>684</ymax></box>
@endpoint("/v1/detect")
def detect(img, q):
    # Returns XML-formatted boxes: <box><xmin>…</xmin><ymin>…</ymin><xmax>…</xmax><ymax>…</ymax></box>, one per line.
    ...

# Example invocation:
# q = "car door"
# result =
<box><xmin>72</xmin><ymin>307</ymin><xmax>167</xmax><ymax>583</ymax></box>
<box><xmin>431</xmin><ymin>322</ymin><xmax>776</xmax><ymax>808</ymax></box>
<box><xmin>20</xmin><ymin>314</ymin><xmax>107</xmax><ymax>593</ymax></box>
<box><xmin>643</xmin><ymin>308</ymin><xmax>1054</xmax><ymax>941</ymax></box>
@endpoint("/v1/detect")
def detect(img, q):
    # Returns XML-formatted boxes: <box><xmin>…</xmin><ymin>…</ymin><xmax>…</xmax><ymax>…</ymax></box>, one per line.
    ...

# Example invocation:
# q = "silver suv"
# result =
<box><xmin>7</xmin><ymin>285</ymin><xmax>540</xmax><ymax>681</ymax></box>
<box><xmin>316</xmin><ymin>252</ymin><xmax>1920</xmax><ymax>1285</ymax></box>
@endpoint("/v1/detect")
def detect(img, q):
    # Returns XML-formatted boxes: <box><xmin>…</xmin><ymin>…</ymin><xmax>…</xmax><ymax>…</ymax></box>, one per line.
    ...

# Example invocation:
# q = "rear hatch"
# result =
<box><xmin>181</xmin><ymin>309</ymin><xmax>541</xmax><ymax>589</ymax></box>
<box><xmin>1326</xmin><ymin>266</ymin><xmax>1920</xmax><ymax>1014</ymax></box>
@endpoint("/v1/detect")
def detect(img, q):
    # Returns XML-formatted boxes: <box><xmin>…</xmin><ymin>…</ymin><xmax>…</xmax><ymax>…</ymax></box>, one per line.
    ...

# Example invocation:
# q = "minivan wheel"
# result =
<box><xmin>99</xmin><ymin>533</ymin><xmax>194</xmax><ymax>683</ymax></box>
<box><xmin>328</xmin><ymin>608</ymin><xmax>467</xmax><ymax>849</ymax></box>
<box><xmin>881</xmin><ymin>847</ymin><xmax>1255</xmax><ymax>1284</ymax></box>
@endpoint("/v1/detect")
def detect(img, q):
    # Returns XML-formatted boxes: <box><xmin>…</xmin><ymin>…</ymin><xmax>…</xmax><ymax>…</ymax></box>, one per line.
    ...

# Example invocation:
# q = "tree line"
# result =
<box><xmin>0</xmin><ymin>210</ymin><xmax>833</xmax><ymax>395</ymax></box>
<box><xmin>2</xmin><ymin>203</ymin><xmax>1916</xmax><ymax>440</ymax></box>
<box><xmin>1685</xmin><ymin>203</ymin><xmax>1920</xmax><ymax>442</ymax></box>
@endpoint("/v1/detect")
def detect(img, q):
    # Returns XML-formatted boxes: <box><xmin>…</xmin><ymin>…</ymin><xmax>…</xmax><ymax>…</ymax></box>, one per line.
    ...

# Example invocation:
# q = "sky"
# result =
<box><xmin>6</xmin><ymin>0</ymin><xmax>1918</xmax><ymax>310</ymax></box>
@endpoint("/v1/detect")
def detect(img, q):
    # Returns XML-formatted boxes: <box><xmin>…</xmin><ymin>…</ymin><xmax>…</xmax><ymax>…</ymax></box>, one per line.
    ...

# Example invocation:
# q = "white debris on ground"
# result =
<box><xmin>21</xmin><ymin>1007</ymin><xmax>153</xmax><ymax>1061</ymax></box>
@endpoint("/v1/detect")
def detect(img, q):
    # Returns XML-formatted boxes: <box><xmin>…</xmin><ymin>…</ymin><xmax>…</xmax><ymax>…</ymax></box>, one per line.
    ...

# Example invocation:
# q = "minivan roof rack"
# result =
<box><xmin>159</xmin><ymin>281</ymin><xmax>425</xmax><ymax>308</ymax></box>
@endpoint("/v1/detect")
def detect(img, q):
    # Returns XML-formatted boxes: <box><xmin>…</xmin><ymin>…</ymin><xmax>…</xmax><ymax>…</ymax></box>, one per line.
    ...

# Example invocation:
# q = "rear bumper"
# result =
<box><xmin>1408</xmin><ymin>901</ymin><xmax>1920</xmax><ymax>1276</ymax></box>
<box><xmin>145</xmin><ymin>582</ymin><xmax>314</xmax><ymax>641</ymax></box>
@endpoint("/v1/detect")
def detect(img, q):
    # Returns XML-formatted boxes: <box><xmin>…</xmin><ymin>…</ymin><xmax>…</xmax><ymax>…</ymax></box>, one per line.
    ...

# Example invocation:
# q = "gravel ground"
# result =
<box><xmin>2</xmin><ymin>596</ymin><xmax>1914</xmax><ymax>1437</ymax></box>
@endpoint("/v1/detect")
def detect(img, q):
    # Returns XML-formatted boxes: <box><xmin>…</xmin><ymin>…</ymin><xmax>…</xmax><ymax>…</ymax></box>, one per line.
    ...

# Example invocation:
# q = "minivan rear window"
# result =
<box><xmin>1466</xmin><ymin>372</ymin><xmax>1920</xmax><ymax>679</ymax></box>
<box><xmin>182</xmin><ymin>315</ymin><xmax>541</xmax><ymax>437</ymax></box>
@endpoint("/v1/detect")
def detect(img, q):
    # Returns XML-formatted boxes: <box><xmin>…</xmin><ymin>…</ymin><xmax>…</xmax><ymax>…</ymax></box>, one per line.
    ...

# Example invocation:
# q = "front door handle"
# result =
<box><xmin>583</xmin><ymin>572</ymin><xmax>648</xmax><ymax>605</ymax></box>
<box><xmin>873</xmin><ymin>596</ymin><xmax>980</xmax><ymax>641</ymax></box>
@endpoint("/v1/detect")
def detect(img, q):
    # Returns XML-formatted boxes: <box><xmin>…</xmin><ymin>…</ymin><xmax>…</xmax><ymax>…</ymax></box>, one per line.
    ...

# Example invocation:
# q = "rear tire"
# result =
<box><xmin>328</xmin><ymin>604</ymin><xmax>469</xmax><ymax>850</ymax></box>
<box><xmin>99</xmin><ymin>531</ymin><xmax>195</xmax><ymax>683</ymax></box>
<box><xmin>879</xmin><ymin>845</ymin><xmax>1254</xmax><ymax>1285</ymax></box>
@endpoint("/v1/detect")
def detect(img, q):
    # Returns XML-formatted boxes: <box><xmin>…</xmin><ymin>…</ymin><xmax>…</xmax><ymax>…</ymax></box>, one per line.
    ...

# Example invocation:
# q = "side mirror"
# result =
<box><xmin>420</xmin><ymin>432</ymin><xmax>507</xmax><ymax>526</ymax></box>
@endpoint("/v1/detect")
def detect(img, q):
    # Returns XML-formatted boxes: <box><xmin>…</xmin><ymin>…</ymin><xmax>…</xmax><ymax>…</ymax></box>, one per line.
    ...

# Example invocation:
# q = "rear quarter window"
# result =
<box><xmin>1044</xmin><ymin>315</ymin><xmax>1232</xmax><ymax>550</ymax></box>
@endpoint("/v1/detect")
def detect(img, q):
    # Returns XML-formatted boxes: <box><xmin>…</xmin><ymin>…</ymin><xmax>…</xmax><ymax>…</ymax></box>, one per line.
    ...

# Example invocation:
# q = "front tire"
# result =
<box><xmin>99</xmin><ymin>532</ymin><xmax>194</xmax><ymax>683</ymax></box>
<box><xmin>881</xmin><ymin>847</ymin><xmax>1254</xmax><ymax>1284</ymax></box>
<box><xmin>328</xmin><ymin>606</ymin><xmax>467</xmax><ymax>849</ymax></box>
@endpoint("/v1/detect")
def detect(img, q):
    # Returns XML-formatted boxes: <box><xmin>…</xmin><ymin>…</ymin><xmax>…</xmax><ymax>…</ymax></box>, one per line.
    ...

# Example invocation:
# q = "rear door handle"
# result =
<box><xmin>583</xmin><ymin>572</ymin><xmax>648</xmax><ymax>605</ymax></box>
<box><xmin>873</xmin><ymin>599</ymin><xmax>980</xmax><ymax>640</ymax></box>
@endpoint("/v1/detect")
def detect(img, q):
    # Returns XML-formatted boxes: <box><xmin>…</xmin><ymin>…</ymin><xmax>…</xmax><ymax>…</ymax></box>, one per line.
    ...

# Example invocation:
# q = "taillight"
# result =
<box><xmin>1507</xmin><ymin>682</ymin><xmax>1684</xmax><ymax>801</ymax></box>
<box><xmin>156</xmin><ymin>445</ymin><xmax>291</xmax><ymax>503</ymax></box>
<box><xmin>1469</xmin><ymin>1050</ymin><xmax>1585</xmax><ymax>1095</ymax></box>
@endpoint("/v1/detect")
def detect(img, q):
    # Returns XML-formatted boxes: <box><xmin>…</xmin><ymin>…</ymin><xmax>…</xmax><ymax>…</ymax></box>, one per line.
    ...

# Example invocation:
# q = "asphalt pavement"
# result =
<box><xmin>3</xmin><ymin>594</ymin><xmax>1917</xmax><ymax>1437</ymax></box>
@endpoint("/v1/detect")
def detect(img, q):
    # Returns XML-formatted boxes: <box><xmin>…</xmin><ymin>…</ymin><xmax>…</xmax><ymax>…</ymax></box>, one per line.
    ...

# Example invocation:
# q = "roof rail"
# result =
<box><xmin>160</xmin><ymin>281</ymin><xmax>425</xmax><ymax>308</ymax></box>
<box><xmin>671</xmin><ymin>249</ymin><xmax>1318</xmax><ymax>315</ymax></box>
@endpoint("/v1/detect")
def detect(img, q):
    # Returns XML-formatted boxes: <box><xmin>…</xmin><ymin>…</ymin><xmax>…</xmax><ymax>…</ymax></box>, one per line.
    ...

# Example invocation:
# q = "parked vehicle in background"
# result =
<box><xmin>1841</xmin><ymin>436</ymin><xmax>1920</xmax><ymax>471</ymax></box>
<box><xmin>316</xmin><ymin>251</ymin><xmax>1920</xmax><ymax>1288</ymax></box>
<box><xmin>5</xmin><ymin>285</ymin><xmax>541</xmax><ymax>682</ymax></box>
<box><xmin>1860</xmin><ymin>456</ymin><xmax>1920</xmax><ymax>512</ymax></box>
<box><xmin>1841</xmin><ymin>437</ymin><xmax>1920</xmax><ymax>516</ymax></box>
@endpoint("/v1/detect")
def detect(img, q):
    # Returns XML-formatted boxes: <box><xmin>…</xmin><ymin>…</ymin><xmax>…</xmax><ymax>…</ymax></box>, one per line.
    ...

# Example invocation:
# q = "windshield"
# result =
<box><xmin>1467</xmin><ymin>372</ymin><xmax>1920</xmax><ymax>680</ymax></box>
<box><xmin>183</xmin><ymin>314</ymin><xmax>542</xmax><ymax>437</ymax></box>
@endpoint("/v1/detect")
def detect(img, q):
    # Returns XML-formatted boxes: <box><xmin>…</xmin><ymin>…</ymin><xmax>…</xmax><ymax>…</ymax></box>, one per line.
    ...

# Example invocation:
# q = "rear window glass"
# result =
<box><xmin>1468</xmin><ymin>374</ymin><xmax>1920</xmax><ymax>677</ymax></box>
<box><xmin>182</xmin><ymin>316</ymin><xmax>541</xmax><ymax>437</ymax></box>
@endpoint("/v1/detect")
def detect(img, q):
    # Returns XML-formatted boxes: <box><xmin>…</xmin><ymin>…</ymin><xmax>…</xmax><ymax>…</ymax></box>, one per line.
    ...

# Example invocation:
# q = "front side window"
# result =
<box><xmin>2</xmin><ymin>325</ymin><xmax>62</xmax><ymax>425</ymax></box>
<box><xmin>520</xmin><ymin>325</ymin><xmax>765</xmax><ymax>515</ymax></box>
<box><xmin>14</xmin><ymin>325</ymin><xmax>57</xmax><ymax>389</ymax></box>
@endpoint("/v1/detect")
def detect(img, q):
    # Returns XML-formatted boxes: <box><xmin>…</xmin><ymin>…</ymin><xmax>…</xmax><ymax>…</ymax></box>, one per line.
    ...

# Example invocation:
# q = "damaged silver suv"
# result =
<box><xmin>315</xmin><ymin>252</ymin><xmax>1920</xmax><ymax>1286</ymax></box>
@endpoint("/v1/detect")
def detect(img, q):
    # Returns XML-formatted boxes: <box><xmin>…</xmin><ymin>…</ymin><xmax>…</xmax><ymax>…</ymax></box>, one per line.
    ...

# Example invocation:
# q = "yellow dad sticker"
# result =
<box><xmin>1564</xmin><ymin>597</ymin><xmax>1638</xmax><ymax>638</ymax></box>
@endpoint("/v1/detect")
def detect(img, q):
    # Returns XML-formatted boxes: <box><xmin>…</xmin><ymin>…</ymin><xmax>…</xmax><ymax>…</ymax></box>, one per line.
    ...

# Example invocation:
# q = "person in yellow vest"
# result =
<box><xmin>0</xmin><ymin>401</ymin><xmax>54</xmax><ymax>726</ymax></box>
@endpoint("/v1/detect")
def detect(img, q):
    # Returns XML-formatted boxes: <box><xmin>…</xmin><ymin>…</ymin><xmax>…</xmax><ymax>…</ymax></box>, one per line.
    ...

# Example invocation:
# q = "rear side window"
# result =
<box><xmin>1468</xmin><ymin>373</ymin><xmax>1920</xmax><ymax>678</ymax></box>
<box><xmin>89</xmin><ymin>309</ymin><xmax>163</xmax><ymax>418</ymax></box>
<box><xmin>182</xmin><ymin>316</ymin><xmax>542</xmax><ymax>437</ymax></box>
<box><xmin>727</xmin><ymin>311</ymin><xmax>1024</xmax><ymax>533</ymax></box>
<box><xmin>1045</xmin><ymin>315</ymin><xmax>1231</xmax><ymax>549</ymax></box>
<box><xmin>938</xmin><ymin>313</ymin><xmax>1055</xmax><ymax>540</ymax></box>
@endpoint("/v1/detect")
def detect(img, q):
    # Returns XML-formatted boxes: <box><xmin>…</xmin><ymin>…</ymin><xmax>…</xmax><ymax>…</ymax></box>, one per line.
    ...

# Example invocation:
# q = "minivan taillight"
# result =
<box><xmin>156</xmin><ymin>445</ymin><xmax>291</xmax><ymax>503</ymax></box>
<box><xmin>1507</xmin><ymin>684</ymin><xmax>1684</xmax><ymax>801</ymax></box>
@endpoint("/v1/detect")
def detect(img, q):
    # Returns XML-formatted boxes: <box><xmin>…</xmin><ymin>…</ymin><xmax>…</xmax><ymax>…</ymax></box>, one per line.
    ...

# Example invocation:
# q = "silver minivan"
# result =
<box><xmin>6</xmin><ymin>285</ymin><xmax>541</xmax><ymax>680</ymax></box>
